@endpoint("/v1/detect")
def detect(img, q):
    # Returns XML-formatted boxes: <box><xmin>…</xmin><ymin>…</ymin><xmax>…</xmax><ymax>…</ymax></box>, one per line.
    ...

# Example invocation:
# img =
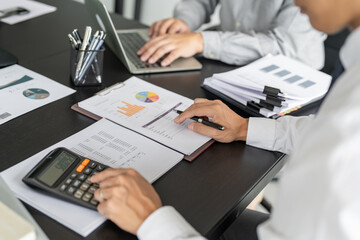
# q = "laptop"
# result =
<box><xmin>85</xmin><ymin>0</ymin><xmax>202</xmax><ymax>74</ymax></box>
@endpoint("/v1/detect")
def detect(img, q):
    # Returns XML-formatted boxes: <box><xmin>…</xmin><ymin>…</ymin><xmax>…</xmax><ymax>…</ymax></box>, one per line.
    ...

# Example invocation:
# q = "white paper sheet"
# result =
<box><xmin>0</xmin><ymin>64</ymin><xmax>75</xmax><ymax>125</ymax></box>
<box><xmin>78</xmin><ymin>77</ymin><xmax>211</xmax><ymax>155</ymax></box>
<box><xmin>213</xmin><ymin>55</ymin><xmax>332</xmax><ymax>100</ymax></box>
<box><xmin>0</xmin><ymin>0</ymin><xmax>56</xmax><ymax>25</ymax></box>
<box><xmin>0</xmin><ymin>118</ymin><xmax>183</xmax><ymax>237</ymax></box>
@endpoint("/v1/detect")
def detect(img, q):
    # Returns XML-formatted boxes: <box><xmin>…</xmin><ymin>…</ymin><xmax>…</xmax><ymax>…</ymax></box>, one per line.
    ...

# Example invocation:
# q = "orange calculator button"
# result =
<box><xmin>82</xmin><ymin>159</ymin><xmax>90</xmax><ymax>166</ymax></box>
<box><xmin>76</xmin><ymin>165</ymin><xmax>85</xmax><ymax>172</ymax></box>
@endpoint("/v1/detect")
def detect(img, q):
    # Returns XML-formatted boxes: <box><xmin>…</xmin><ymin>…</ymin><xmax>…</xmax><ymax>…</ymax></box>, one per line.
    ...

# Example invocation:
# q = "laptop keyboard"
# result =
<box><xmin>119</xmin><ymin>32</ymin><xmax>162</xmax><ymax>68</ymax></box>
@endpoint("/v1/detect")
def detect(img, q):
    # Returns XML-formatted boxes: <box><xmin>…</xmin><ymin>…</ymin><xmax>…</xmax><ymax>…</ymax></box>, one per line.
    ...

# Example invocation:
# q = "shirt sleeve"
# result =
<box><xmin>200</xmin><ymin>2</ymin><xmax>326</xmax><ymax>68</ymax></box>
<box><xmin>137</xmin><ymin>206</ymin><xmax>206</xmax><ymax>240</ymax></box>
<box><xmin>174</xmin><ymin>0</ymin><xmax>219</xmax><ymax>31</ymax></box>
<box><xmin>246</xmin><ymin>115</ymin><xmax>315</xmax><ymax>154</ymax></box>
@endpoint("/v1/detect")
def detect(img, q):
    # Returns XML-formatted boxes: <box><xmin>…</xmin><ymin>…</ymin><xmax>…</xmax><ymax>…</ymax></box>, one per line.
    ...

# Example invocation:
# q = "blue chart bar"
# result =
<box><xmin>0</xmin><ymin>75</ymin><xmax>33</xmax><ymax>90</ymax></box>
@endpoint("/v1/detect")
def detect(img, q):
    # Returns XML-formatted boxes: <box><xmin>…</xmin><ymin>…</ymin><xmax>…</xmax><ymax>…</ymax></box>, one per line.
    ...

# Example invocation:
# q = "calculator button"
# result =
<box><xmin>83</xmin><ymin>168</ymin><xmax>92</xmax><ymax>175</ymax></box>
<box><xmin>82</xmin><ymin>193</ymin><xmax>93</xmax><ymax>202</ymax></box>
<box><xmin>80</xmin><ymin>183</ymin><xmax>90</xmax><ymax>191</ymax></box>
<box><xmin>96</xmin><ymin>165</ymin><xmax>105</xmax><ymax>171</ymax></box>
<box><xmin>65</xmin><ymin>178</ymin><xmax>73</xmax><ymax>185</ymax></box>
<box><xmin>82</xmin><ymin>159</ymin><xmax>90</xmax><ymax>166</ymax></box>
<box><xmin>70</xmin><ymin>173</ymin><xmax>78</xmax><ymax>179</ymax></box>
<box><xmin>88</xmin><ymin>162</ymin><xmax>97</xmax><ymax>169</ymax></box>
<box><xmin>60</xmin><ymin>184</ymin><xmax>67</xmax><ymax>192</ymax></box>
<box><xmin>76</xmin><ymin>165</ymin><xmax>85</xmax><ymax>172</ymax></box>
<box><xmin>78</xmin><ymin>174</ymin><xmax>87</xmax><ymax>181</ymax></box>
<box><xmin>73</xmin><ymin>180</ymin><xmax>81</xmax><ymax>188</ymax></box>
<box><xmin>67</xmin><ymin>187</ymin><xmax>76</xmax><ymax>195</ymax></box>
<box><xmin>85</xmin><ymin>177</ymin><xmax>92</xmax><ymax>184</ymax></box>
<box><xmin>90</xmin><ymin>197</ymin><xmax>99</xmax><ymax>206</ymax></box>
<box><xmin>88</xmin><ymin>186</ymin><xmax>97</xmax><ymax>194</ymax></box>
<box><xmin>74</xmin><ymin>190</ymin><xmax>84</xmax><ymax>199</ymax></box>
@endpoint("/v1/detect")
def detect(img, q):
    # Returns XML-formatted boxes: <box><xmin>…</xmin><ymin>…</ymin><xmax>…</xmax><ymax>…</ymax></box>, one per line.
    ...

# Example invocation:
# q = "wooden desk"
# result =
<box><xmin>0</xmin><ymin>1</ymin><xmax>285</xmax><ymax>239</ymax></box>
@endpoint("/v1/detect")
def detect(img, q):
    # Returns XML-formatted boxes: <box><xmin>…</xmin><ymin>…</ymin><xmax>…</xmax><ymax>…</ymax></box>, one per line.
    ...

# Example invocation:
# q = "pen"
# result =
<box><xmin>75</xmin><ymin>26</ymin><xmax>92</xmax><ymax>80</ymax></box>
<box><xmin>174</xmin><ymin>110</ymin><xmax>225</xmax><ymax>131</ymax></box>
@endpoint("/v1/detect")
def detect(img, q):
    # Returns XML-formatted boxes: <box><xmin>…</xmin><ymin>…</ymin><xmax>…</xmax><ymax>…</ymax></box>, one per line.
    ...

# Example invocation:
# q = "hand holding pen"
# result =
<box><xmin>174</xmin><ymin>98</ymin><xmax>249</xmax><ymax>143</ymax></box>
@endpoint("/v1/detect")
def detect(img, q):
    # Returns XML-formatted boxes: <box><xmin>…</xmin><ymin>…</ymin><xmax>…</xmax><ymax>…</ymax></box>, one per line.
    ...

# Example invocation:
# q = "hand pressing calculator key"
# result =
<box><xmin>23</xmin><ymin>147</ymin><xmax>109</xmax><ymax>210</ymax></box>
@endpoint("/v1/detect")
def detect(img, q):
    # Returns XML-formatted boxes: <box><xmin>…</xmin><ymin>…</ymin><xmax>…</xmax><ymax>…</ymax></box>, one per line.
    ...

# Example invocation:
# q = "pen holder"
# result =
<box><xmin>70</xmin><ymin>47</ymin><xmax>105</xmax><ymax>86</ymax></box>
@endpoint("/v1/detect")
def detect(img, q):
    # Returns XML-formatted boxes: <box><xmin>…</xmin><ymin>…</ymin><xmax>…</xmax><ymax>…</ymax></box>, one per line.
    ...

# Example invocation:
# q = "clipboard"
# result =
<box><xmin>72</xmin><ymin>82</ymin><xmax>214</xmax><ymax>162</ymax></box>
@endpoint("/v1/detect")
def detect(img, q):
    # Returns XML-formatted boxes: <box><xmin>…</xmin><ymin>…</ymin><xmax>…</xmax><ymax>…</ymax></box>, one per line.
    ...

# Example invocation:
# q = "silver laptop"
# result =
<box><xmin>85</xmin><ymin>0</ymin><xmax>202</xmax><ymax>74</ymax></box>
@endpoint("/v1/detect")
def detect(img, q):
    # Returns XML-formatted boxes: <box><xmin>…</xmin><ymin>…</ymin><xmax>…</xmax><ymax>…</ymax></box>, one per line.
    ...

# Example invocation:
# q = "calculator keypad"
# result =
<box><xmin>59</xmin><ymin>159</ymin><xmax>107</xmax><ymax>208</ymax></box>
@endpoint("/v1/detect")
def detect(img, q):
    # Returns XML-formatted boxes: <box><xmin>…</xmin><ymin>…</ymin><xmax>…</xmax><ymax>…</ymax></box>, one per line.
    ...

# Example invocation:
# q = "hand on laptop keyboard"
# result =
<box><xmin>137</xmin><ymin>33</ymin><xmax>204</xmax><ymax>67</ymax></box>
<box><xmin>148</xmin><ymin>18</ymin><xmax>191</xmax><ymax>38</ymax></box>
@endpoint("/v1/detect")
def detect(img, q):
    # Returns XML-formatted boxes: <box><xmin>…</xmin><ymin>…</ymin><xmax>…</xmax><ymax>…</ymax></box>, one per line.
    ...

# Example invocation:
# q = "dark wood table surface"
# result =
<box><xmin>0</xmin><ymin>1</ymin><xmax>292</xmax><ymax>239</ymax></box>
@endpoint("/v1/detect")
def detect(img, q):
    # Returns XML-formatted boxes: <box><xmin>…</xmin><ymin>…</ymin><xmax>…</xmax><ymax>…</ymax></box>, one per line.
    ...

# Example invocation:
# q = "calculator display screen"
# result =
<box><xmin>38</xmin><ymin>151</ymin><xmax>77</xmax><ymax>187</ymax></box>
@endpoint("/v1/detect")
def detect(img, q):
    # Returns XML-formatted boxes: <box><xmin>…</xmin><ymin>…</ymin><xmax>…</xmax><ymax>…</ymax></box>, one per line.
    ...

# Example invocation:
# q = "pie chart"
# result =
<box><xmin>23</xmin><ymin>88</ymin><xmax>50</xmax><ymax>100</ymax></box>
<box><xmin>135</xmin><ymin>91</ymin><xmax>159</xmax><ymax>103</ymax></box>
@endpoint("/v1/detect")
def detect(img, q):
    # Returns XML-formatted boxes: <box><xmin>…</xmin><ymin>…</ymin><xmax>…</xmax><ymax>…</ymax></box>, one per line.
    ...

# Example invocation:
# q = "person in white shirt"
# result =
<box><xmin>136</xmin><ymin>0</ymin><xmax>325</xmax><ymax>68</ymax></box>
<box><xmin>90</xmin><ymin>0</ymin><xmax>360</xmax><ymax>239</ymax></box>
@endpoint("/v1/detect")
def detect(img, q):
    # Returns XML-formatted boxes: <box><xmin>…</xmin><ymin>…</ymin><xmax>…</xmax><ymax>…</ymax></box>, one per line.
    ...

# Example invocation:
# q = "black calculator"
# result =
<box><xmin>23</xmin><ymin>147</ymin><xmax>109</xmax><ymax>210</ymax></box>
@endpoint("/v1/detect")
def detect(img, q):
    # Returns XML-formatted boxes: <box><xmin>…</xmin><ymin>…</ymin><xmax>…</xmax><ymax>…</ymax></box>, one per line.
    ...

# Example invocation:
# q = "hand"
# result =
<box><xmin>174</xmin><ymin>98</ymin><xmax>249</xmax><ymax>143</ymax></box>
<box><xmin>91</xmin><ymin>168</ymin><xmax>162</xmax><ymax>235</ymax></box>
<box><xmin>149</xmin><ymin>18</ymin><xmax>190</xmax><ymax>38</ymax></box>
<box><xmin>137</xmin><ymin>33</ymin><xmax>203</xmax><ymax>67</ymax></box>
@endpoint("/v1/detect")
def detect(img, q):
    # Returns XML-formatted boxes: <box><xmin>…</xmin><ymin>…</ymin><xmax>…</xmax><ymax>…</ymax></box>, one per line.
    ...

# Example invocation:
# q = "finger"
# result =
<box><xmin>158</xmin><ymin>19</ymin><xmax>174</xmax><ymax>36</ymax></box>
<box><xmin>140</xmin><ymin>39</ymin><xmax>170</xmax><ymax>62</ymax></box>
<box><xmin>148</xmin><ymin>22</ymin><xmax>158</xmax><ymax>37</ymax></box>
<box><xmin>95</xmin><ymin>185</ymin><xmax>128</xmax><ymax>202</ymax></box>
<box><xmin>161</xmin><ymin>50</ymin><xmax>180</xmax><ymax>66</ymax></box>
<box><xmin>188</xmin><ymin>122</ymin><xmax>220</xmax><ymax>138</ymax></box>
<box><xmin>174</xmin><ymin>102</ymin><xmax>219</xmax><ymax>124</ymax></box>
<box><xmin>152</xmin><ymin>20</ymin><xmax>165</xmax><ymax>38</ymax></box>
<box><xmin>98</xmin><ymin>174</ymin><xmax>129</xmax><ymax>189</ymax></box>
<box><xmin>194</xmin><ymin>98</ymin><xmax>210</xmax><ymax>104</ymax></box>
<box><xmin>168</xmin><ymin>22</ymin><xmax>189</xmax><ymax>34</ymax></box>
<box><xmin>137</xmin><ymin>36</ymin><xmax>164</xmax><ymax>55</ymax></box>
<box><xmin>148</xmin><ymin>44</ymin><xmax>176</xmax><ymax>64</ymax></box>
<box><xmin>91</xmin><ymin>168</ymin><xmax>128</xmax><ymax>183</ymax></box>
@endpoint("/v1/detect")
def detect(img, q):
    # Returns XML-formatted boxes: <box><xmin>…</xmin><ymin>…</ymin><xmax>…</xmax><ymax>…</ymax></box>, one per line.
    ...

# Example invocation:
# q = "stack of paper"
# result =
<box><xmin>203</xmin><ymin>55</ymin><xmax>332</xmax><ymax>118</ymax></box>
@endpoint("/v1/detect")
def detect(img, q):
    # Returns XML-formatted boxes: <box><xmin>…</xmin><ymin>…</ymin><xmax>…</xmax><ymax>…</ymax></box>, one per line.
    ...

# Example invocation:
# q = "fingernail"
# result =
<box><xmin>174</xmin><ymin>116</ymin><xmax>180</xmax><ymax>123</ymax></box>
<box><xmin>141</xmin><ymin>56</ymin><xmax>146</xmax><ymax>61</ymax></box>
<box><xmin>161</xmin><ymin>61</ymin><xmax>167</xmax><ymax>67</ymax></box>
<box><xmin>188</xmin><ymin>123</ymin><xmax>194</xmax><ymax>130</ymax></box>
<box><xmin>149</xmin><ymin>58</ymin><xmax>155</xmax><ymax>64</ymax></box>
<box><xmin>90</xmin><ymin>176</ymin><xmax>95</xmax><ymax>182</ymax></box>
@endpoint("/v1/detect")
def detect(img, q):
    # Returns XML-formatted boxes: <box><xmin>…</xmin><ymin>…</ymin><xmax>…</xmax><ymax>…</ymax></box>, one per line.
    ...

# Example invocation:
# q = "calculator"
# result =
<box><xmin>23</xmin><ymin>147</ymin><xmax>109</xmax><ymax>210</ymax></box>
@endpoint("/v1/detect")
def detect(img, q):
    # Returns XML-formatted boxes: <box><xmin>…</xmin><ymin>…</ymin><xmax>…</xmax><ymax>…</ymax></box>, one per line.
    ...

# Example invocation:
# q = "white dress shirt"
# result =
<box><xmin>137</xmin><ymin>27</ymin><xmax>360</xmax><ymax>240</ymax></box>
<box><xmin>174</xmin><ymin>0</ymin><xmax>325</xmax><ymax>68</ymax></box>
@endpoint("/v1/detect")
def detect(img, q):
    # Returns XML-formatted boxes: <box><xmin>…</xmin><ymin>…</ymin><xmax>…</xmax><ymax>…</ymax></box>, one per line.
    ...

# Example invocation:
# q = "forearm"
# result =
<box><xmin>137</xmin><ymin>206</ymin><xmax>206</xmax><ymax>240</ymax></box>
<box><xmin>174</xmin><ymin>0</ymin><xmax>218</xmax><ymax>31</ymax></box>
<box><xmin>246</xmin><ymin>115</ymin><xmax>315</xmax><ymax>154</ymax></box>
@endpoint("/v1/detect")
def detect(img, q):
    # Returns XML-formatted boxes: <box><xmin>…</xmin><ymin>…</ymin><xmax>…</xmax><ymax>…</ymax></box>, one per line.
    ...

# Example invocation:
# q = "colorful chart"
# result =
<box><xmin>23</xmin><ymin>88</ymin><xmax>50</xmax><ymax>100</ymax></box>
<box><xmin>135</xmin><ymin>91</ymin><xmax>159</xmax><ymax>103</ymax></box>
<box><xmin>118</xmin><ymin>101</ymin><xmax>145</xmax><ymax>117</ymax></box>
<box><xmin>0</xmin><ymin>75</ymin><xmax>33</xmax><ymax>90</ymax></box>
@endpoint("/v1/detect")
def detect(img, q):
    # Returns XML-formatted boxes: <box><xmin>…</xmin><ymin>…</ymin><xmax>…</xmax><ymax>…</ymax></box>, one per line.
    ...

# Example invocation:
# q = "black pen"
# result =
<box><xmin>174</xmin><ymin>110</ymin><xmax>225</xmax><ymax>131</ymax></box>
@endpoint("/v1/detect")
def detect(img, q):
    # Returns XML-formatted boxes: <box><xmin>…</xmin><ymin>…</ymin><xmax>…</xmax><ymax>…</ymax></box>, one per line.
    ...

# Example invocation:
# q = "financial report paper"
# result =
<box><xmin>0</xmin><ymin>64</ymin><xmax>75</xmax><ymax>125</ymax></box>
<box><xmin>78</xmin><ymin>77</ymin><xmax>211</xmax><ymax>155</ymax></box>
<box><xmin>1</xmin><ymin>119</ymin><xmax>183</xmax><ymax>237</ymax></box>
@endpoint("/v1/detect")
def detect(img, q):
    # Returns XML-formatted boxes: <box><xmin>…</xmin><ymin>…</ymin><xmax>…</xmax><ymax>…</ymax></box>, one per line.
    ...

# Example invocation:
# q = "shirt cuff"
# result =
<box><xmin>200</xmin><ymin>31</ymin><xmax>221</xmax><ymax>60</ymax></box>
<box><xmin>246</xmin><ymin>117</ymin><xmax>277</xmax><ymax>150</ymax></box>
<box><xmin>137</xmin><ymin>206</ymin><xmax>201</xmax><ymax>240</ymax></box>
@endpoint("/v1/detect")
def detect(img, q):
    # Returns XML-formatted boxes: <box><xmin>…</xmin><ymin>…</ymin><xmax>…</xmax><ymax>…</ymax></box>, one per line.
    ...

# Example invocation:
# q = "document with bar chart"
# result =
<box><xmin>0</xmin><ymin>64</ymin><xmax>75</xmax><ymax>125</ymax></box>
<box><xmin>76</xmin><ymin>77</ymin><xmax>212</xmax><ymax>157</ymax></box>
